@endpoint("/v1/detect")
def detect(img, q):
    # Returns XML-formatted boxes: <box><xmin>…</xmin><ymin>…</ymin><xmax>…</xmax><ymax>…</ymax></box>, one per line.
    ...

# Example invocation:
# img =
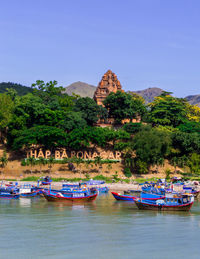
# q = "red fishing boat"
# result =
<box><xmin>42</xmin><ymin>189</ymin><xmax>98</xmax><ymax>202</ymax></box>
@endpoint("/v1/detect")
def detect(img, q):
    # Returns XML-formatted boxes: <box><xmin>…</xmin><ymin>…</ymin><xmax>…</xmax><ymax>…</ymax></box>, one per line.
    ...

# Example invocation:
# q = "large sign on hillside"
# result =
<box><xmin>27</xmin><ymin>149</ymin><xmax>122</xmax><ymax>160</ymax></box>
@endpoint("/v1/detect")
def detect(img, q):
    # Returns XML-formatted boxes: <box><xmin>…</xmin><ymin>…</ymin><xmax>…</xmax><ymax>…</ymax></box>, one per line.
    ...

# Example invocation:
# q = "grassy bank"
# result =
<box><xmin>19</xmin><ymin>175</ymin><xmax>161</xmax><ymax>184</ymax></box>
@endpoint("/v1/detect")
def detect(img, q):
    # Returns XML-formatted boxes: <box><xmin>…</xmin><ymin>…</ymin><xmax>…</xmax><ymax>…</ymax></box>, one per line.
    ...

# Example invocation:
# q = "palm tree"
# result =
<box><xmin>47</xmin><ymin>157</ymin><xmax>54</xmax><ymax>175</ymax></box>
<box><xmin>0</xmin><ymin>151</ymin><xmax>8</xmax><ymax>178</ymax></box>
<box><xmin>84</xmin><ymin>159</ymin><xmax>92</xmax><ymax>169</ymax></box>
<box><xmin>106</xmin><ymin>163</ymin><xmax>112</xmax><ymax>170</ymax></box>
<box><xmin>94</xmin><ymin>156</ymin><xmax>103</xmax><ymax>174</ymax></box>
<box><xmin>38</xmin><ymin>157</ymin><xmax>46</xmax><ymax>174</ymax></box>
<box><xmin>74</xmin><ymin>157</ymin><xmax>83</xmax><ymax>178</ymax></box>
<box><xmin>28</xmin><ymin>157</ymin><xmax>36</xmax><ymax>174</ymax></box>
<box><xmin>155</xmin><ymin>157</ymin><xmax>164</xmax><ymax>174</ymax></box>
<box><xmin>171</xmin><ymin>157</ymin><xmax>178</xmax><ymax>174</ymax></box>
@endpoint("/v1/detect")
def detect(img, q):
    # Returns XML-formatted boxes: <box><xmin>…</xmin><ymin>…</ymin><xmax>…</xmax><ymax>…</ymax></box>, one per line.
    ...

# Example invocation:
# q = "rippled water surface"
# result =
<box><xmin>0</xmin><ymin>193</ymin><xmax>200</xmax><ymax>259</ymax></box>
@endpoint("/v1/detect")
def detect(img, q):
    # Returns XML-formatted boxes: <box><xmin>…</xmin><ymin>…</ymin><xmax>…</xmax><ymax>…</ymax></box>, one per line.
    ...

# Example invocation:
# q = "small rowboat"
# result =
<box><xmin>42</xmin><ymin>190</ymin><xmax>98</xmax><ymax>202</ymax></box>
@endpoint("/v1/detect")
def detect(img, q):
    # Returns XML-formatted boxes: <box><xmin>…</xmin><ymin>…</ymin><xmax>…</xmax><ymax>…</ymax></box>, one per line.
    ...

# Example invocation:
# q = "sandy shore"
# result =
<box><xmin>2</xmin><ymin>180</ymin><xmax>140</xmax><ymax>191</ymax></box>
<box><xmin>2</xmin><ymin>180</ymin><xmax>200</xmax><ymax>192</ymax></box>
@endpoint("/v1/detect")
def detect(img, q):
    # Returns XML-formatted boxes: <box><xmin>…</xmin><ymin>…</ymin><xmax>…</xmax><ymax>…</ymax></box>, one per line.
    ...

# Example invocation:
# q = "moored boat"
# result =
<box><xmin>38</xmin><ymin>176</ymin><xmax>52</xmax><ymax>185</ymax></box>
<box><xmin>0</xmin><ymin>188</ymin><xmax>19</xmax><ymax>199</ymax></box>
<box><xmin>135</xmin><ymin>194</ymin><xmax>194</xmax><ymax>211</ymax></box>
<box><xmin>42</xmin><ymin>188</ymin><xmax>98</xmax><ymax>202</ymax></box>
<box><xmin>111</xmin><ymin>192</ymin><xmax>134</xmax><ymax>201</ymax></box>
<box><xmin>112</xmin><ymin>191</ymin><xmax>165</xmax><ymax>202</ymax></box>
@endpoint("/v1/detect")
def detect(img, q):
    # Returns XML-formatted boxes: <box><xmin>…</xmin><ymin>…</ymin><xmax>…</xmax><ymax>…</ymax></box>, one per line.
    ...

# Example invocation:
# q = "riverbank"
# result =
<box><xmin>3</xmin><ymin>179</ymin><xmax>200</xmax><ymax>192</ymax></box>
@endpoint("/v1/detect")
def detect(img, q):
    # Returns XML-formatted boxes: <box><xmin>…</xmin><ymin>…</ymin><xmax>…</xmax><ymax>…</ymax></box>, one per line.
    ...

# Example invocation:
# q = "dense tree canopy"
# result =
<box><xmin>132</xmin><ymin>127</ymin><xmax>171</xmax><ymax>166</ymax></box>
<box><xmin>73</xmin><ymin>97</ymin><xmax>103</xmax><ymax>125</ymax></box>
<box><xmin>1</xmin><ymin>80</ymin><xmax>200</xmax><ymax>176</ymax></box>
<box><xmin>148</xmin><ymin>93</ymin><xmax>188</xmax><ymax>127</ymax></box>
<box><xmin>103</xmin><ymin>91</ymin><xmax>146</xmax><ymax>124</ymax></box>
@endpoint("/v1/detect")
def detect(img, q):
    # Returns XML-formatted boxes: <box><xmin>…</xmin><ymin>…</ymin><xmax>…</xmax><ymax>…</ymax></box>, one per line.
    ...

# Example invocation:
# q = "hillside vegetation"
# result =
<box><xmin>0</xmin><ymin>82</ymin><xmax>32</xmax><ymax>96</ymax></box>
<box><xmin>1</xmin><ymin>80</ymin><xmax>200</xmax><ymax>178</ymax></box>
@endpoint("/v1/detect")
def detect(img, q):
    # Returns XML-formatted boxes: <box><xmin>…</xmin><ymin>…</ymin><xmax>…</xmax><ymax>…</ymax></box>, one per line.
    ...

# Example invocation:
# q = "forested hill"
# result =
<box><xmin>0</xmin><ymin>82</ymin><xmax>32</xmax><ymax>95</ymax></box>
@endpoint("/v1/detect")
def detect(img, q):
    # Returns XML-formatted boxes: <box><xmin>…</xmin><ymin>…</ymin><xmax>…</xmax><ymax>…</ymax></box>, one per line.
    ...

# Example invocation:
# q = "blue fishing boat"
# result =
<box><xmin>9</xmin><ymin>183</ymin><xmax>39</xmax><ymax>197</ymax></box>
<box><xmin>112</xmin><ymin>191</ymin><xmax>165</xmax><ymax>202</ymax></box>
<box><xmin>42</xmin><ymin>188</ymin><xmax>98</xmax><ymax>202</ymax></box>
<box><xmin>86</xmin><ymin>180</ymin><xmax>109</xmax><ymax>193</ymax></box>
<box><xmin>62</xmin><ymin>182</ymin><xmax>86</xmax><ymax>190</ymax></box>
<box><xmin>183</xmin><ymin>186</ymin><xmax>200</xmax><ymax>197</ymax></box>
<box><xmin>0</xmin><ymin>188</ymin><xmax>19</xmax><ymax>199</ymax></box>
<box><xmin>38</xmin><ymin>176</ymin><xmax>52</xmax><ymax>185</ymax></box>
<box><xmin>135</xmin><ymin>194</ymin><xmax>194</xmax><ymax>211</ymax></box>
<box><xmin>87</xmin><ymin>180</ymin><xmax>105</xmax><ymax>185</ymax></box>
<box><xmin>111</xmin><ymin>192</ymin><xmax>134</xmax><ymax>201</ymax></box>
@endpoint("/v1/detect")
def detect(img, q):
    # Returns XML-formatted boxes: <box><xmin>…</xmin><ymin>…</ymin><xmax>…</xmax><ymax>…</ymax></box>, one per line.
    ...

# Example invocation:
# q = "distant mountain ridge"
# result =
<box><xmin>131</xmin><ymin>87</ymin><xmax>164</xmax><ymax>103</ymax></box>
<box><xmin>64</xmin><ymin>81</ymin><xmax>96</xmax><ymax>98</ymax></box>
<box><xmin>64</xmin><ymin>82</ymin><xmax>200</xmax><ymax>107</ymax></box>
<box><xmin>185</xmin><ymin>94</ymin><xmax>200</xmax><ymax>107</ymax></box>
<box><xmin>0</xmin><ymin>81</ymin><xmax>200</xmax><ymax>107</ymax></box>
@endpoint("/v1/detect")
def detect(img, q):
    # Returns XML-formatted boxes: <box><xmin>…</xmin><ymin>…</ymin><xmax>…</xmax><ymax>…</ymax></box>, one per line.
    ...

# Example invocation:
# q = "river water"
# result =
<box><xmin>0</xmin><ymin>193</ymin><xmax>200</xmax><ymax>259</ymax></box>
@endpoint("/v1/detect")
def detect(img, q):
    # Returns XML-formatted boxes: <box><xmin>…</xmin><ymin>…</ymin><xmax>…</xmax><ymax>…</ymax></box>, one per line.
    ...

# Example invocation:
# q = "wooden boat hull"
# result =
<box><xmin>0</xmin><ymin>194</ymin><xmax>19</xmax><ymax>199</ymax></box>
<box><xmin>111</xmin><ymin>192</ymin><xmax>165</xmax><ymax>202</ymax></box>
<box><xmin>20</xmin><ymin>190</ymin><xmax>39</xmax><ymax>197</ymax></box>
<box><xmin>135</xmin><ymin>200</ymin><xmax>193</xmax><ymax>211</ymax></box>
<box><xmin>111</xmin><ymin>192</ymin><xmax>134</xmax><ymax>201</ymax></box>
<box><xmin>43</xmin><ymin>192</ymin><xmax>98</xmax><ymax>202</ymax></box>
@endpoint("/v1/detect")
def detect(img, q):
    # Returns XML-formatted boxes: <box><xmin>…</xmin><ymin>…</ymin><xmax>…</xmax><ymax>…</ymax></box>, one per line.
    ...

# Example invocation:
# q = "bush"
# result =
<box><xmin>123</xmin><ymin>123</ymin><xmax>142</xmax><ymax>134</ymax></box>
<box><xmin>21</xmin><ymin>159</ymin><xmax>27</xmax><ymax>166</ymax></box>
<box><xmin>165</xmin><ymin>169</ymin><xmax>171</xmax><ymax>180</ymax></box>
<box><xmin>135</xmin><ymin>160</ymin><xmax>148</xmax><ymax>174</ymax></box>
<box><xmin>124</xmin><ymin>167</ymin><xmax>132</xmax><ymax>178</ymax></box>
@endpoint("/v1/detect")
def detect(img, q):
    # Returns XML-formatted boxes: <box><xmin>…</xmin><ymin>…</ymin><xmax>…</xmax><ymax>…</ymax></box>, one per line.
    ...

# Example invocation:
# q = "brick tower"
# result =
<box><xmin>93</xmin><ymin>70</ymin><xmax>123</xmax><ymax>106</ymax></box>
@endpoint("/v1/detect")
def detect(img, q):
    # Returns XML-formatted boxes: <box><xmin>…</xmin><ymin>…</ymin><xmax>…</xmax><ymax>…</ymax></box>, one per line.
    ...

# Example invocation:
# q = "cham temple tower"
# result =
<box><xmin>93</xmin><ymin>69</ymin><xmax>140</xmax><ymax>126</ymax></box>
<box><xmin>93</xmin><ymin>69</ymin><xmax>123</xmax><ymax>106</ymax></box>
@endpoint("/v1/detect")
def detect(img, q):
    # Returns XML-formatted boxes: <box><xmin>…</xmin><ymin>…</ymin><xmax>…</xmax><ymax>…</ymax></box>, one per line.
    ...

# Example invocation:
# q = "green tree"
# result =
<box><xmin>47</xmin><ymin>157</ymin><xmax>55</xmax><ymax>174</ymax></box>
<box><xmin>172</xmin><ymin>132</ymin><xmax>200</xmax><ymax>155</ymax></box>
<box><xmin>27</xmin><ymin>157</ymin><xmax>36</xmax><ymax>174</ymax></box>
<box><xmin>178</xmin><ymin>121</ymin><xmax>200</xmax><ymax>134</ymax></box>
<box><xmin>187</xmin><ymin>153</ymin><xmax>200</xmax><ymax>175</ymax></box>
<box><xmin>12</xmin><ymin>125</ymin><xmax>67</xmax><ymax>150</ymax></box>
<box><xmin>73</xmin><ymin>157</ymin><xmax>83</xmax><ymax>177</ymax></box>
<box><xmin>58</xmin><ymin>111</ymin><xmax>87</xmax><ymax>132</ymax></box>
<box><xmin>38</xmin><ymin>157</ymin><xmax>47</xmax><ymax>174</ymax></box>
<box><xmin>73</xmin><ymin>97</ymin><xmax>101</xmax><ymax>125</ymax></box>
<box><xmin>94</xmin><ymin>156</ymin><xmax>103</xmax><ymax>173</ymax></box>
<box><xmin>171</xmin><ymin>156</ymin><xmax>179</xmax><ymax>174</ymax></box>
<box><xmin>0</xmin><ymin>151</ymin><xmax>8</xmax><ymax>176</ymax></box>
<box><xmin>132</xmin><ymin>127</ymin><xmax>172</xmax><ymax>172</ymax></box>
<box><xmin>123</xmin><ymin>122</ymin><xmax>142</xmax><ymax>134</ymax></box>
<box><xmin>148</xmin><ymin>94</ymin><xmax>187</xmax><ymax>127</ymax></box>
<box><xmin>31</xmin><ymin>80</ymin><xmax>65</xmax><ymax>99</ymax></box>
<box><xmin>104</xmin><ymin>91</ymin><xmax>146</xmax><ymax>124</ymax></box>
<box><xmin>0</xmin><ymin>94</ymin><xmax>14</xmax><ymax>142</ymax></box>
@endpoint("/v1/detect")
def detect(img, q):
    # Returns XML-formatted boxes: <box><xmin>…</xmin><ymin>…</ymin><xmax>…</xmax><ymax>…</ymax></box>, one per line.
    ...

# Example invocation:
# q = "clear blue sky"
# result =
<box><xmin>1</xmin><ymin>0</ymin><xmax>200</xmax><ymax>97</ymax></box>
